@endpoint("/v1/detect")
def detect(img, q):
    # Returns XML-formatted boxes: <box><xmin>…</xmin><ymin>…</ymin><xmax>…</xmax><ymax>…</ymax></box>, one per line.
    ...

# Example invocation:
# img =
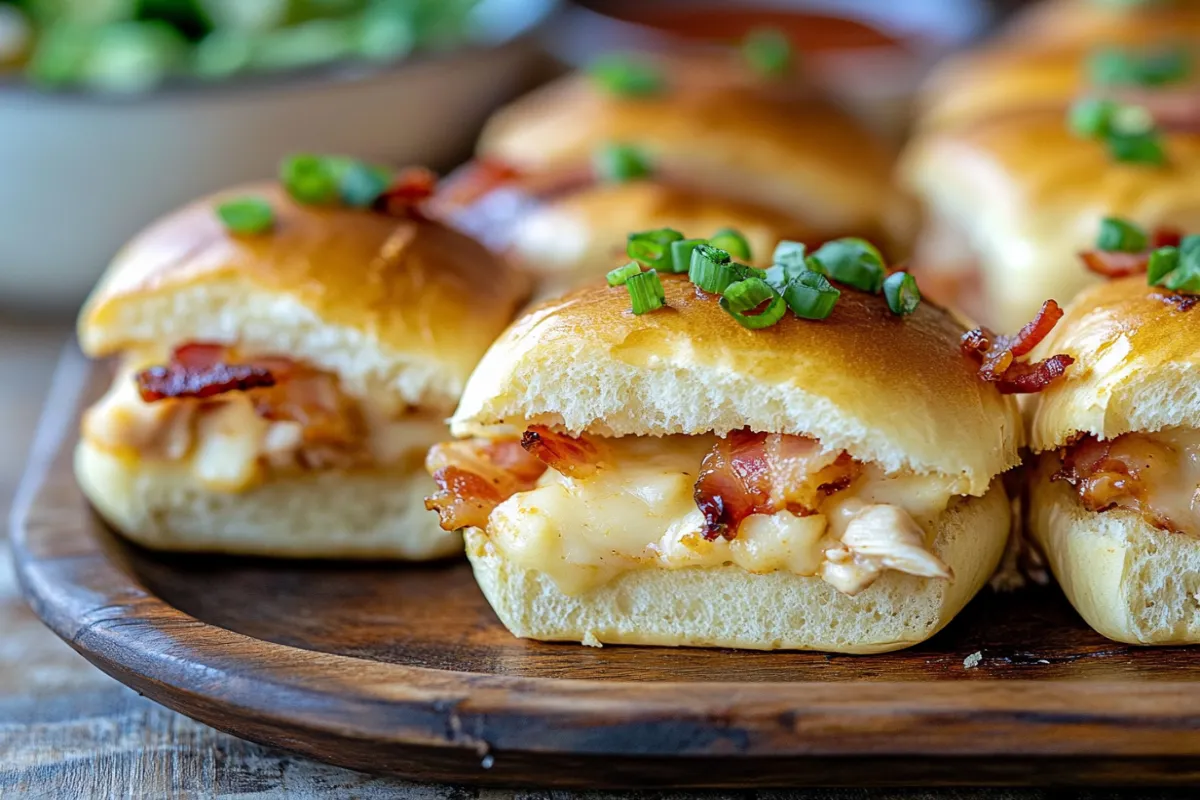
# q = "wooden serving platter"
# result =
<box><xmin>13</xmin><ymin>347</ymin><xmax>1200</xmax><ymax>788</ymax></box>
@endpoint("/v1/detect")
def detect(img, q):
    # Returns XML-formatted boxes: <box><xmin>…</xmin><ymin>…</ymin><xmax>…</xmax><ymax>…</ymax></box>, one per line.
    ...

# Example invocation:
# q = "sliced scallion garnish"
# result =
<box><xmin>883</xmin><ymin>271</ymin><xmax>921</xmax><ymax>316</ymax></box>
<box><xmin>670</xmin><ymin>238</ymin><xmax>707</xmax><ymax>273</ymax></box>
<box><xmin>626</xmin><ymin>268</ymin><xmax>665</xmax><ymax>314</ymax></box>
<box><xmin>779</xmin><ymin>270</ymin><xmax>839</xmax><ymax>320</ymax></box>
<box><xmin>742</xmin><ymin>28</ymin><xmax>792</xmax><ymax>78</ymax></box>
<box><xmin>708</xmin><ymin>227</ymin><xmax>752</xmax><ymax>261</ymax></box>
<box><xmin>1096</xmin><ymin>217</ymin><xmax>1149</xmax><ymax>252</ymax></box>
<box><xmin>607</xmin><ymin>261</ymin><xmax>642</xmax><ymax>286</ymax></box>
<box><xmin>594</xmin><ymin>142</ymin><xmax>652</xmax><ymax>183</ymax></box>
<box><xmin>688</xmin><ymin>244</ymin><xmax>739</xmax><ymax>293</ymax></box>
<box><xmin>589</xmin><ymin>53</ymin><xmax>664</xmax><ymax>97</ymax></box>
<box><xmin>280</xmin><ymin>154</ymin><xmax>339</xmax><ymax>205</ymax></box>
<box><xmin>808</xmin><ymin>237</ymin><xmax>885</xmax><ymax>293</ymax></box>
<box><xmin>215</xmin><ymin>196</ymin><xmax>274</xmax><ymax>234</ymax></box>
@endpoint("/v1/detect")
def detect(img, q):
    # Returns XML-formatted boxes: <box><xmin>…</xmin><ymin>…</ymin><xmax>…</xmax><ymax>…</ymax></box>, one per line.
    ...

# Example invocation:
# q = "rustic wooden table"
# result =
<box><xmin>0</xmin><ymin>319</ymin><xmax>1194</xmax><ymax>799</ymax></box>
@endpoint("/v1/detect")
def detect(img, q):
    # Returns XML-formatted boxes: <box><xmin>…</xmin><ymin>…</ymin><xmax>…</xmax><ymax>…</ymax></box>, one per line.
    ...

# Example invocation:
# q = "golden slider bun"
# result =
<box><xmin>998</xmin><ymin>0</ymin><xmax>1200</xmax><ymax>49</ymax></box>
<box><xmin>76</xmin><ymin>439</ymin><xmax>459</xmax><ymax>560</ymax></box>
<box><xmin>1028</xmin><ymin>276</ymin><xmax>1200</xmax><ymax>452</ymax></box>
<box><xmin>452</xmin><ymin>275</ymin><xmax>1023</xmax><ymax>495</ymax></box>
<box><xmin>900</xmin><ymin>111</ymin><xmax>1200</xmax><ymax>332</ymax></box>
<box><xmin>79</xmin><ymin>183</ymin><xmax>530</xmax><ymax>412</ymax></box>
<box><xmin>918</xmin><ymin>43</ymin><xmax>1200</xmax><ymax>132</ymax></box>
<box><xmin>477</xmin><ymin>72</ymin><xmax>907</xmax><ymax>247</ymax></box>
<box><xmin>467</xmin><ymin>483</ymin><xmax>1010</xmax><ymax>653</ymax></box>
<box><xmin>1030</xmin><ymin>462</ymin><xmax>1200</xmax><ymax>645</ymax></box>
<box><xmin>501</xmin><ymin>181</ymin><xmax>815</xmax><ymax>298</ymax></box>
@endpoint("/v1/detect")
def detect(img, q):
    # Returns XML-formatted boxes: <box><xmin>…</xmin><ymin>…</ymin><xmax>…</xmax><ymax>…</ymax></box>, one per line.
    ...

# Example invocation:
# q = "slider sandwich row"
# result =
<box><xmin>425</xmin><ymin>230</ymin><xmax>1043</xmax><ymax>653</ymax></box>
<box><xmin>76</xmin><ymin>157</ymin><xmax>529</xmax><ymax>559</ymax></box>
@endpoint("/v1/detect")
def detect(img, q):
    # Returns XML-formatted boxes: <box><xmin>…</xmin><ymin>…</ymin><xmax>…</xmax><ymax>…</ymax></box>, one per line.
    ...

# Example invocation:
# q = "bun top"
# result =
<box><xmin>79</xmin><ymin>183</ymin><xmax>530</xmax><ymax>411</ymax></box>
<box><xmin>476</xmin><ymin>67</ymin><xmax>904</xmax><ymax>242</ymax></box>
<box><xmin>998</xmin><ymin>0</ymin><xmax>1200</xmax><ymax>49</ymax></box>
<box><xmin>452</xmin><ymin>274</ymin><xmax>1023</xmax><ymax>495</ymax></box>
<box><xmin>1029</xmin><ymin>276</ymin><xmax>1200</xmax><ymax>451</ymax></box>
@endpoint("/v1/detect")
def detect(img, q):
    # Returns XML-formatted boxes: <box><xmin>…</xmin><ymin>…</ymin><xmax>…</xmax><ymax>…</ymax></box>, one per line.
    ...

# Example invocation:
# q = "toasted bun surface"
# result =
<box><xmin>452</xmin><ymin>275</ymin><xmax>1022</xmax><ymax>494</ymax></box>
<box><xmin>900</xmin><ymin>112</ymin><xmax>1200</xmax><ymax>332</ymax></box>
<box><xmin>502</xmin><ymin>181</ymin><xmax>815</xmax><ymax>296</ymax></box>
<box><xmin>76</xmin><ymin>439</ymin><xmax>458</xmax><ymax>560</ymax></box>
<box><xmin>1030</xmin><ymin>462</ymin><xmax>1200</xmax><ymax>645</ymax></box>
<box><xmin>468</xmin><ymin>481</ymin><xmax>1008</xmax><ymax>653</ymax></box>
<box><xmin>477</xmin><ymin>72</ymin><xmax>903</xmax><ymax>241</ymax></box>
<box><xmin>1028</xmin><ymin>276</ymin><xmax>1200</xmax><ymax>452</ymax></box>
<box><xmin>78</xmin><ymin>183</ymin><xmax>529</xmax><ymax>411</ymax></box>
<box><xmin>998</xmin><ymin>0</ymin><xmax>1200</xmax><ymax>49</ymax></box>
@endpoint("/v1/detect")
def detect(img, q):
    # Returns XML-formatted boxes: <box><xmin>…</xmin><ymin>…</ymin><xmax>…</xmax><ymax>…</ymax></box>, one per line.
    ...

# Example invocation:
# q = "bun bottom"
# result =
<box><xmin>75</xmin><ymin>440</ymin><xmax>460</xmax><ymax>560</ymax></box>
<box><xmin>466</xmin><ymin>482</ymin><xmax>1009</xmax><ymax>654</ymax></box>
<box><xmin>1031</xmin><ymin>469</ymin><xmax>1200</xmax><ymax>645</ymax></box>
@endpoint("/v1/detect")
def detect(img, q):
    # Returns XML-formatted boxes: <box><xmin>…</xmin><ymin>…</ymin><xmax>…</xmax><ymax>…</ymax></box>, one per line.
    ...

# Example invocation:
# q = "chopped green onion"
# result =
<box><xmin>808</xmin><ymin>238</ymin><xmax>886</xmax><ymax>293</ymax></box>
<box><xmin>626</xmin><ymin>269</ymin><xmax>665</xmax><ymax>314</ymax></box>
<box><xmin>722</xmin><ymin>277</ymin><xmax>777</xmax><ymax>313</ymax></box>
<box><xmin>589</xmin><ymin>53</ymin><xmax>665</xmax><ymax>97</ymax></box>
<box><xmin>670</xmin><ymin>238</ymin><xmax>707</xmax><ymax>273</ymax></box>
<box><xmin>883</xmin><ymin>271</ymin><xmax>921</xmax><ymax>316</ymax></box>
<box><xmin>772</xmin><ymin>240</ymin><xmax>807</xmax><ymax>269</ymax></box>
<box><xmin>720</xmin><ymin>291</ymin><xmax>786</xmax><ymax>329</ymax></box>
<box><xmin>742</xmin><ymin>27</ymin><xmax>792</xmax><ymax>78</ymax></box>
<box><xmin>1089</xmin><ymin>45</ymin><xmax>1190</xmax><ymax>87</ymax></box>
<box><xmin>1069</xmin><ymin>97</ymin><xmax>1118</xmax><ymax>138</ymax></box>
<box><xmin>708</xmin><ymin>227</ymin><xmax>752</xmax><ymax>261</ymax></box>
<box><xmin>627</xmin><ymin>228</ymin><xmax>684</xmax><ymax>270</ymax></box>
<box><xmin>1165</xmin><ymin>236</ymin><xmax>1200</xmax><ymax>292</ymax></box>
<box><xmin>1096</xmin><ymin>217</ymin><xmax>1149</xmax><ymax>252</ymax></box>
<box><xmin>1148</xmin><ymin>246</ymin><xmax>1180</xmax><ymax>285</ymax></box>
<box><xmin>1107</xmin><ymin>131</ymin><xmax>1166</xmax><ymax>165</ymax></box>
<box><xmin>338</xmin><ymin>160</ymin><xmax>391</xmax><ymax>208</ymax></box>
<box><xmin>216</xmin><ymin>196</ymin><xmax>274</xmax><ymax>235</ymax></box>
<box><xmin>689</xmin><ymin>245</ymin><xmax>740</xmax><ymax>293</ymax></box>
<box><xmin>594</xmin><ymin>143</ymin><xmax>652</xmax><ymax>183</ymax></box>
<box><xmin>607</xmin><ymin>262</ymin><xmax>643</xmax><ymax>286</ymax></box>
<box><xmin>779</xmin><ymin>270</ymin><xmax>840</xmax><ymax>320</ymax></box>
<box><xmin>280</xmin><ymin>154</ymin><xmax>338</xmax><ymax>205</ymax></box>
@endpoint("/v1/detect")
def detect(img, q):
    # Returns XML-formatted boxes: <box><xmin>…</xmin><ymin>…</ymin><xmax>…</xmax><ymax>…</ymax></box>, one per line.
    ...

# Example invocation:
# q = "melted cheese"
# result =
<box><xmin>82</xmin><ymin>360</ymin><xmax>445</xmax><ymax>492</ymax></box>
<box><xmin>486</xmin><ymin>434</ymin><xmax>961</xmax><ymax>595</ymax></box>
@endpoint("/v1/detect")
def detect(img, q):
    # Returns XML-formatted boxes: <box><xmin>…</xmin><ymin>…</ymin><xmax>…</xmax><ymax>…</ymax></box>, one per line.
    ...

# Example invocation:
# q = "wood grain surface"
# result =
<box><xmin>12</xmin><ymin>347</ymin><xmax>1200</xmax><ymax>792</ymax></box>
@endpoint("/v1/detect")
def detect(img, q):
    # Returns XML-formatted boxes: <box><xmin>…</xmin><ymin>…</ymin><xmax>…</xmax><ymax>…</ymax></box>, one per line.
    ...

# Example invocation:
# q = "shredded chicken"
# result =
<box><xmin>820</xmin><ymin>504</ymin><xmax>952</xmax><ymax>595</ymax></box>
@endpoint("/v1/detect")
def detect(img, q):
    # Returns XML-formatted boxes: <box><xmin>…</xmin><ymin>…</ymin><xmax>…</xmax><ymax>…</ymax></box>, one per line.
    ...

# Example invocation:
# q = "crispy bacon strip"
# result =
<box><xmin>520</xmin><ymin>425</ymin><xmax>606</xmax><ymax>478</ymax></box>
<box><xmin>424</xmin><ymin>439</ymin><xmax>547</xmax><ymax>531</ymax></box>
<box><xmin>376</xmin><ymin>167</ymin><xmax>437</xmax><ymax>218</ymax></box>
<box><xmin>1052</xmin><ymin>434</ymin><xmax>1175</xmax><ymax>530</ymax></box>
<box><xmin>693</xmin><ymin>430</ymin><xmax>860</xmax><ymax>541</ymax></box>
<box><xmin>434</xmin><ymin>158</ymin><xmax>523</xmax><ymax>209</ymax></box>
<box><xmin>136</xmin><ymin>344</ymin><xmax>280</xmax><ymax>402</ymax></box>
<box><xmin>960</xmin><ymin>300</ymin><xmax>1074</xmax><ymax>395</ymax></box>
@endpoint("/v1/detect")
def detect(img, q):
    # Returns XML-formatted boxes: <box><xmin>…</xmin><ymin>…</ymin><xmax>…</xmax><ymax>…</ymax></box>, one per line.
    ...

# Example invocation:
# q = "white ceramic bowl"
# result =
<box><xmin>0</xmin><ymin>0</ymin><xmax>557</xmax><ymax>312</ymax></box>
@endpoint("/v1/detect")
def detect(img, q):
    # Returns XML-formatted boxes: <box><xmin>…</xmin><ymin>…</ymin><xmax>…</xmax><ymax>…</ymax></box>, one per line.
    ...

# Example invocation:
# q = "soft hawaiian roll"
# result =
<box><xmin>434</xmin><ymin>52</ymin><xmax>908</xmax><ymax>294</ymax></box>
<box><xmin>76</xmin><ymin>175</ymin><xmax>529</xmax><ymax>559</ymax></box>
<box><xmin>900</xmin><ymin>108</ymin><xmax>1200</xmax><ymax>333</ymax></box>
<box><xmin>425</xmin><ymin>247</ymin><xmax>1024</xmax><ymax>653</ymax></box>
<box><xmin>997</xmin><ymin>0</ymin><xmax>1200</xmax><ymax>50</ymax></box>
<box><xmin>1028</xmin><ymin>272</ymin><xmax>1200</xmax><ymax>644</ymax></box>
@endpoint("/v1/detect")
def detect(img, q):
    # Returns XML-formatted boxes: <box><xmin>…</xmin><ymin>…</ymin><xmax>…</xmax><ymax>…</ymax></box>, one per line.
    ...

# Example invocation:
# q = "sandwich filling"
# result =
<box><xmin>83</xmin><ymin>342</ymin><xmax>444</xmax><ymax>492</ymax></box>
<box><xmin>1048</xmin><ymin>427</ymin><xmax>1200</xmax><ymax>537</ymax></box>
<box><xmin>426</xmin><ymin>427</ymin><xmax>966</xmax><ymax>596</ymax></box>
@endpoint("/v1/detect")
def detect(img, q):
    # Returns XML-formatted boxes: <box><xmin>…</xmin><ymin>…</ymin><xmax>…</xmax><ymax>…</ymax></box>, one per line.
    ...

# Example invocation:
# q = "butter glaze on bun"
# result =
<box><xmin>1029</xmin><ymin>276</ymin><xmax>1200</xmax><ymax>453</ymax></box>
<box><xmin>79</xmin><ymin>182</ymin><xmax>531</xmax><ymax>411</ymax></box>
<box><xmin>452</xmin><ymin>275</ymin><xmax>1023</xmax><ymax>495</ymax></box>
<box><xmin>476</xmin><ymin>69</ymin><xmax>909</xmax><ymax>248</ymax></box>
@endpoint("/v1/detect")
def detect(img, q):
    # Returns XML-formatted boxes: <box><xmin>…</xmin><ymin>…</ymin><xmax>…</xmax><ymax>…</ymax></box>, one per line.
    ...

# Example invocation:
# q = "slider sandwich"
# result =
<box><xmin>433</xmin><ymin>47</ymin><xmax>908</xmax><ymax>296</ymax></box>
<box><xmin>76</xmin><ymin>158</ymin><xmax>529</xmax><ymax>559</ymax></box>
<box><xmin>425</xmin><ymin>230</ymin><xmax>1032</xmax><ymax>653</ymax></box>
<box><xmin>901</xmin><ymin>100</ymin><xmax>1200</xmax><ymax>333</ymax></box>
<box><xmin>1028</xmin><ymin>218</ymin><xmax>1200</xmax><ymax>644</ymax></box>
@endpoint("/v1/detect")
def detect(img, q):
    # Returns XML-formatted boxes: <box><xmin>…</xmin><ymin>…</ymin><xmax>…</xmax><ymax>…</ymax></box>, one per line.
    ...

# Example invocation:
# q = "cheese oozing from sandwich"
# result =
<box><xmin>428</xmin><ymin>431</ymin><xmax>962</xmax><ymax>596</ymax></box>
<box><xmin>1046</xmin><ymin>427</ymin><xmax>1200</xmax><ymax>537</ymax></box>
<box><xmin>83</xmin><ymin>350</ymin><xmax>446</xmax><ymax>493</ymax></box>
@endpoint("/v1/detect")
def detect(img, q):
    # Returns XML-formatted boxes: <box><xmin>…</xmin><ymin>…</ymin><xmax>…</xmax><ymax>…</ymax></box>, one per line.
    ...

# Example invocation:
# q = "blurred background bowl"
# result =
<box><xmin>0</xmin><ymin>0</ymin><xmax>557</xmax><ymax>312</ymax></box>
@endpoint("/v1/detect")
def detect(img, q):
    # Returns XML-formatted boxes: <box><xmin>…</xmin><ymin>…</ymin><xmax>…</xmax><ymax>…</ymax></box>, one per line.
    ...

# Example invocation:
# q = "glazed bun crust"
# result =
<box><xmin>477</xmin><ymin>73</ymin><xmax>904</xmax><ymax>243</ymax></box>
<box><xmin>999</xmin><ymin>0</ymin><xmax>1200</xmax><ymax>49</ymax></box>
<box><xmin>76</xmin><ymin>439</ymin><xmax>460</xmax><ymax>560</ymax></box>
<box><xmin>468</xmin><ymin>482</ymin><xmax>1009</xmax><ymax>654</ymax></box>
<box><xmin>900</xmin><ymin>111</ymin><xmax>1200</xmax><ymax>332</ymax></box>
<box><xmin>1030</xmin><ymin>461</ymin><xmax>1200</xmax><ymax>645</ymax></box>
<box><xmin>502</xmin><ymin>181</ymin><xmax>816</xmax><ymax>296</ymax></box>
<box><xmin>78</xmin><ymin>183</ymin><xmax>530</xmax><ymax>410</ymax></box>
<box><xmin>1029</xmin><ymin>276</ymin><xmax>1200</xmax><ymax>453</ymax></box>
<box><xmin>452</xmin><ymin>275</ymin><xmax>1022</xmax><ymax>494</ymax></box>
